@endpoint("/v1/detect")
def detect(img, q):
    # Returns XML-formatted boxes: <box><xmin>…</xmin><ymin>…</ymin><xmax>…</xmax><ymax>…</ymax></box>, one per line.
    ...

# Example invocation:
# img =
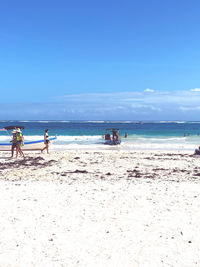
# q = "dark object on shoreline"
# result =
<box><xmin>104</xmin><ymin>128</ymin><xmax>121</xmax><ymax>145</ymax></box>
<box><xmin>4</xmin><ymin>126</ymin><xmax>25</xmax><ymax>130</ymax></box>
<box><xmin>184</xmin><ymin>133</ymin><xmax>191</xmax><ymax>137</ymax></box>
<box><xmin>194</xmin><ymin>146</ymin><xmax>200</xmax><ymax>155</ymax></box>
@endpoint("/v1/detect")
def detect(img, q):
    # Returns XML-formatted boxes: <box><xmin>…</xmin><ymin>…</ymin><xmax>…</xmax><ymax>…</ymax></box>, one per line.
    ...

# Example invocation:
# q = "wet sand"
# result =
<box><xmin>0</xmin><ymin>150</ymin><xmax>200</xmax><ymax>266</ymax></box>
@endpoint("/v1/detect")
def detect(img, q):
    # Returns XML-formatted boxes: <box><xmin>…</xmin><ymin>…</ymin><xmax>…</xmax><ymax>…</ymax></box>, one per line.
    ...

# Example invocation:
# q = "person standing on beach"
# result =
<box><xmin>41</xmin><ymin>129</ymin><xmax>50</xmax><ymax>154</ymax></box>
<box><xmin>16</xmin><ymin>128</ymin><xmax>25</xmax><ymax>158</ymax></box>
<box><xmin>10</xmin><ymin>130</ymin><xmax>17</xmax><ymax>158</ymax></box>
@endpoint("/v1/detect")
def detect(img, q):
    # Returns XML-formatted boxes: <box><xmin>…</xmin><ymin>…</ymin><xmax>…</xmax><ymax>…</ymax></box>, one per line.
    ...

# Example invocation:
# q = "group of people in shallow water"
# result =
<box><xmin>10</xmin><ymin>128</ymin><xmax>50</xmax><ymax>158</ymax></box>
<box><xmin>105</xmin><ymin>131</ymin><xmax>127</xmax><ymax>142</ymax></box>
<box><xmin>105</xmin><ymin>130</ymin><xmax>121</xmax><ymax>143</ymax></box>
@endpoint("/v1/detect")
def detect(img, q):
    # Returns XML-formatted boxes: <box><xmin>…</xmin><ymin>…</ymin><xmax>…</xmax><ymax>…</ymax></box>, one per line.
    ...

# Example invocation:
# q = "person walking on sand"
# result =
<box><xmin>10</xmin><ymin>130</ymin><xmax>17</xmax><ymax>158</ymax></box>
<box><xmin>16</xmin><ymin>128</ymin><xmax>25</xmax><ymax>158</ymax></box>
<box><xmin>41</xmin><ymin>129</ymin><xmax>50</xmax><ymax>154</ymax></box>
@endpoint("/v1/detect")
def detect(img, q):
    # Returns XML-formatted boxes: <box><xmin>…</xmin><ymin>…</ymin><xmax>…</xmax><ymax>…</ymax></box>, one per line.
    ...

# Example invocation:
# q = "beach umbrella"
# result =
<box><xmin>3</xmin><ymin>126</ymin><xmax>25</xmax><ymax>138</ymax></box>
<box><xmin>4</xmin><ymin>126</ymin><xmax>25</xmax><ymax>130</ymax></box>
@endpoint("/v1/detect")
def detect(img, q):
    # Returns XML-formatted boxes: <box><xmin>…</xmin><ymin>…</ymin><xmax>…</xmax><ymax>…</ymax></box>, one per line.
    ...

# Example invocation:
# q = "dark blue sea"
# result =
<box><xmin>0</xmin><ymin>120</ymin><xmax>200</xmax><ymax>150</ymax></box>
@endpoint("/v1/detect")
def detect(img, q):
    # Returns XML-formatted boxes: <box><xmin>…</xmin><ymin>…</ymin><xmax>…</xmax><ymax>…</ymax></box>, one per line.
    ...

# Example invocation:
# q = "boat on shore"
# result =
<box><xmin>0</xmin><ymin>126</ymin><xmax>57</xmax><ymax>151</ymax></box>
<box><xmin>0</xmin><ymin>137</ymin><xmax>57</xmax><ymax>151</ymax></box>
<box><xmin>104</xmin><ymin>128</ymin><xmax>121</xmax><ymax>145</ymax></box>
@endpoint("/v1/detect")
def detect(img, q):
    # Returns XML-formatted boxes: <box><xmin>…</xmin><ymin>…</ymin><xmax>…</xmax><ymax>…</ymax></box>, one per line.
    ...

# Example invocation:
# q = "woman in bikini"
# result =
<box><xmin>41</xmin><ymin>129</ymin><xmax>50</xmax><ymax>154</ymax></box>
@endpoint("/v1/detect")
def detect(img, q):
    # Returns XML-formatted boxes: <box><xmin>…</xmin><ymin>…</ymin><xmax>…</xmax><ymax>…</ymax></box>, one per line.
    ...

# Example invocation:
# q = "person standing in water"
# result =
<box><xmin>41</xmin><ymin>129</ymin><xmax>50</xmax><ymax>154</ymax></box>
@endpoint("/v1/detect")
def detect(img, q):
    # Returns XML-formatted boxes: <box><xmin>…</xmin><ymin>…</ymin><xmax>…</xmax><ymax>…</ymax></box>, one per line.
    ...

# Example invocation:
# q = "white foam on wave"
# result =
<box><xmin>0</xmin><ymin>133</ymin><xmax>198</xmax><ymax>151</ymax></box>
<box><xmin>37</xmin><ymin>121</ymin><xmax>50</xmax><ymax>123</ymax></box>
<box><xmin>80</xmin><ymin>121</ymin><xmax>141</xmax><ymax>124</ymax></box>
<box><xmin>125</xmin><ymin>134</ymin><xmax>189</xmax><ymax>141</ymax></box>
<box><xmin>86</xmin><ymin>121</ymin><xmax>105</xmax><ymax>123</ymax></box>
<box><xmin>33</xmin><ymin>120</ymin><xmax>70</xmax><ymax>123</ymax></box>
<box><xmin>24</xmin><ymin>136</ymin><xmax>44</xmax><ymax>141</ymax></box>
<box><xmin>0</xmin><ymin>136</ymin><xmax>11</xmax><ymax>142</ymax></box>
<box><xmin>0</xmin><ymin>135</ymin><xmax>102</xmax><ymax>142</ymax></box>
<box><xmin>0</xmin><ymin>135</ymin><xmax>46</xmax><ymax>142</ymax></box>
<box><xmin>119</xmin><ymin>121</ymin><xmax>135</xmax><ymax>123</ymax></box>
<box><xmin>154</xmin><ymin>121</ymin><xmax>187</xmax><ymax>124</ymax></box>
<box><xmin>56</xmin><ymin>135</ymin><xmax>102</xmax><ymax>142</ymax></box>
<box><xmin>132</xmin><ymin>137</ymin><xmax>186</xmax><ymax>142</ymax></box>
<box><xmin>51</xmin><ymin>143</ymin><xmax>120</xmax><ymax>151</ymax></box>
<box><xmin>121</xmin><ymin>142</ymin><xmax>195</xmax><ymax>151</ymax></box>
<box><xmin>51</xmin><ymin>141</ymin><xmax>196</xmax><ymax>151</ymax></box>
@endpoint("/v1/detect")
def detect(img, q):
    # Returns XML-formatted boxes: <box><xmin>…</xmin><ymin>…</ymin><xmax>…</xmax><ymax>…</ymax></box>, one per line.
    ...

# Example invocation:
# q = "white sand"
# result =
<box><xmin>0</xmin><ymin>150</ymin><xmax>200</xmax><ymax>267</ymax></box>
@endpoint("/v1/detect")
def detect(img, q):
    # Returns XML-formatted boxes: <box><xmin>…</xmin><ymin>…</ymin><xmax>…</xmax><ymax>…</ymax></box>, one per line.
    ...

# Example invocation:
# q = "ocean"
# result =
<box><xmin>0</xmin><ymin>120</ymin><xmax>200</xmax><ymax>151</ymax></box>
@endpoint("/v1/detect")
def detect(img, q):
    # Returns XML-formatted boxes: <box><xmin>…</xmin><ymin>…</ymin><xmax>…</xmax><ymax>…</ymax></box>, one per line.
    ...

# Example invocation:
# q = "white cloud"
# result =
<box><xmin>179</xmin><ymin>106</ymin><xmax>200</xmax><ymax>111</ymax></box>
<box><xmin>130</xmin><ymin>103</ymin><xmax>161</xmax><ymax>111</ymax></box>
<box><xmin>144</xmin><ymin>88</ymin><xmax>155</xmax><ymax>93</ymax></box>
<box><xmin>49</xmin><ymin>90</ymin><xmax>200</xmax><ymax>119</ymax></box>
<box><xmin>190</xmin><ymin>88</ymin><xmax>200</xmax><ymax>92</ymax></box>
<box><xmin>2</xmin><ymin>89</ymin><xmax>200</xmax><ymax>120</ymax></box>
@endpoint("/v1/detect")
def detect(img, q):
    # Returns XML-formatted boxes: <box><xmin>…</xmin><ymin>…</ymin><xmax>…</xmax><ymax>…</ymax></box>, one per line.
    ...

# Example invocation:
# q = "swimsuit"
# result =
<box><xmin>45</xmin><ymin>134</ymin><xmax>49</xmax><ymax>144</ymax></box>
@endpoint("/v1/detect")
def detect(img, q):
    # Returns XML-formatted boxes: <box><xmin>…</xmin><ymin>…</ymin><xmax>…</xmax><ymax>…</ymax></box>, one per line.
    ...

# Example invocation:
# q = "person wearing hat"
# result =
<box><xmin>16</xmin><ymin>128</ymin><xmax>25</xmax><ymax>158</ymax></box>
<box><xmin>10</xmin><ymin>130</ymin><xmax>17</xmax><ymax>158</ymax></box>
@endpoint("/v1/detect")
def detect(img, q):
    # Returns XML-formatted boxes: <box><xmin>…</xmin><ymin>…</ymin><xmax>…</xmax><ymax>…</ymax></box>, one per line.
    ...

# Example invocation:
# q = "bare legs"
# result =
<box><xmin>10</xmin><ymin>144</ymin><xmax>16</xmax><ymax>159</ymax></box>
<box><xmin>41</xmin><ymin>143</ymin><xmax>49</xmax><ymax>154</ymax></box>
<box><xmin>16</xmin><ymin>144</ymin><xmax>25</xmax><ymax>158</ymax></box>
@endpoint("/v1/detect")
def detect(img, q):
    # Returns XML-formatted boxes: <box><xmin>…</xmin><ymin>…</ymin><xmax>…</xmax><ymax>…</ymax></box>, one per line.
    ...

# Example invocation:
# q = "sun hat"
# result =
<box><xmin>12</xmin><ymin>130</ymin><xmax>17</xmax><ymax>133</ymax></box>
<box><xmin>16</xmin><ymin>128</ymin><xmax>22</xmax><ymax>133</ymax></box>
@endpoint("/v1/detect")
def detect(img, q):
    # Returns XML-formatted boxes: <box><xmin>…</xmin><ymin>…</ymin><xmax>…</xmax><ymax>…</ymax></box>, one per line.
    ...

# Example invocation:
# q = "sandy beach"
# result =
<box><xmin>0</xmin><ymin>150</ymin><xmax>200</xmax><ymax>266</ymax></box>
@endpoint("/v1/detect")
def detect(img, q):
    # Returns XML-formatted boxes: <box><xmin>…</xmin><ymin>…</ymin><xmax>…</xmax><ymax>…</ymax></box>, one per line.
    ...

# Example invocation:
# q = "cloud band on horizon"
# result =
<box><xmin>1</xmin><ymin>89</ymin><xmax>200</xmax><ymax>120</ymax></box>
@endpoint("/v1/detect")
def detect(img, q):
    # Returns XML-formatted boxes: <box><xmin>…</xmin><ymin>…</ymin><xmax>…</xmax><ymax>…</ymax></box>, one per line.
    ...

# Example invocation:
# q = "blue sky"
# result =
<box><xmin>1</xmin><ymin>0</ymin><xmax>200</xmax><ymax>120</ymax></box>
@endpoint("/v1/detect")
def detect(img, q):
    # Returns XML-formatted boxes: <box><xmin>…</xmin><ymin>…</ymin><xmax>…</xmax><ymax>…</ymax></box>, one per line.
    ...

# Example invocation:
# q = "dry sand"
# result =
<box><xmin>0</xmin><ymin>150</ymin><xmax>200</xmax><ymax>266</ymax></box>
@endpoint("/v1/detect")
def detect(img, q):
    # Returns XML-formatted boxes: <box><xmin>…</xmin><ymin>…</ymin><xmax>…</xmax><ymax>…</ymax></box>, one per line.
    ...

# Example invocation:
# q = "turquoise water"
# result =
<box><xmin>0</xmin><ymin>120</ymin><xmax>200</xmax><ymax>150</ymax></box>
